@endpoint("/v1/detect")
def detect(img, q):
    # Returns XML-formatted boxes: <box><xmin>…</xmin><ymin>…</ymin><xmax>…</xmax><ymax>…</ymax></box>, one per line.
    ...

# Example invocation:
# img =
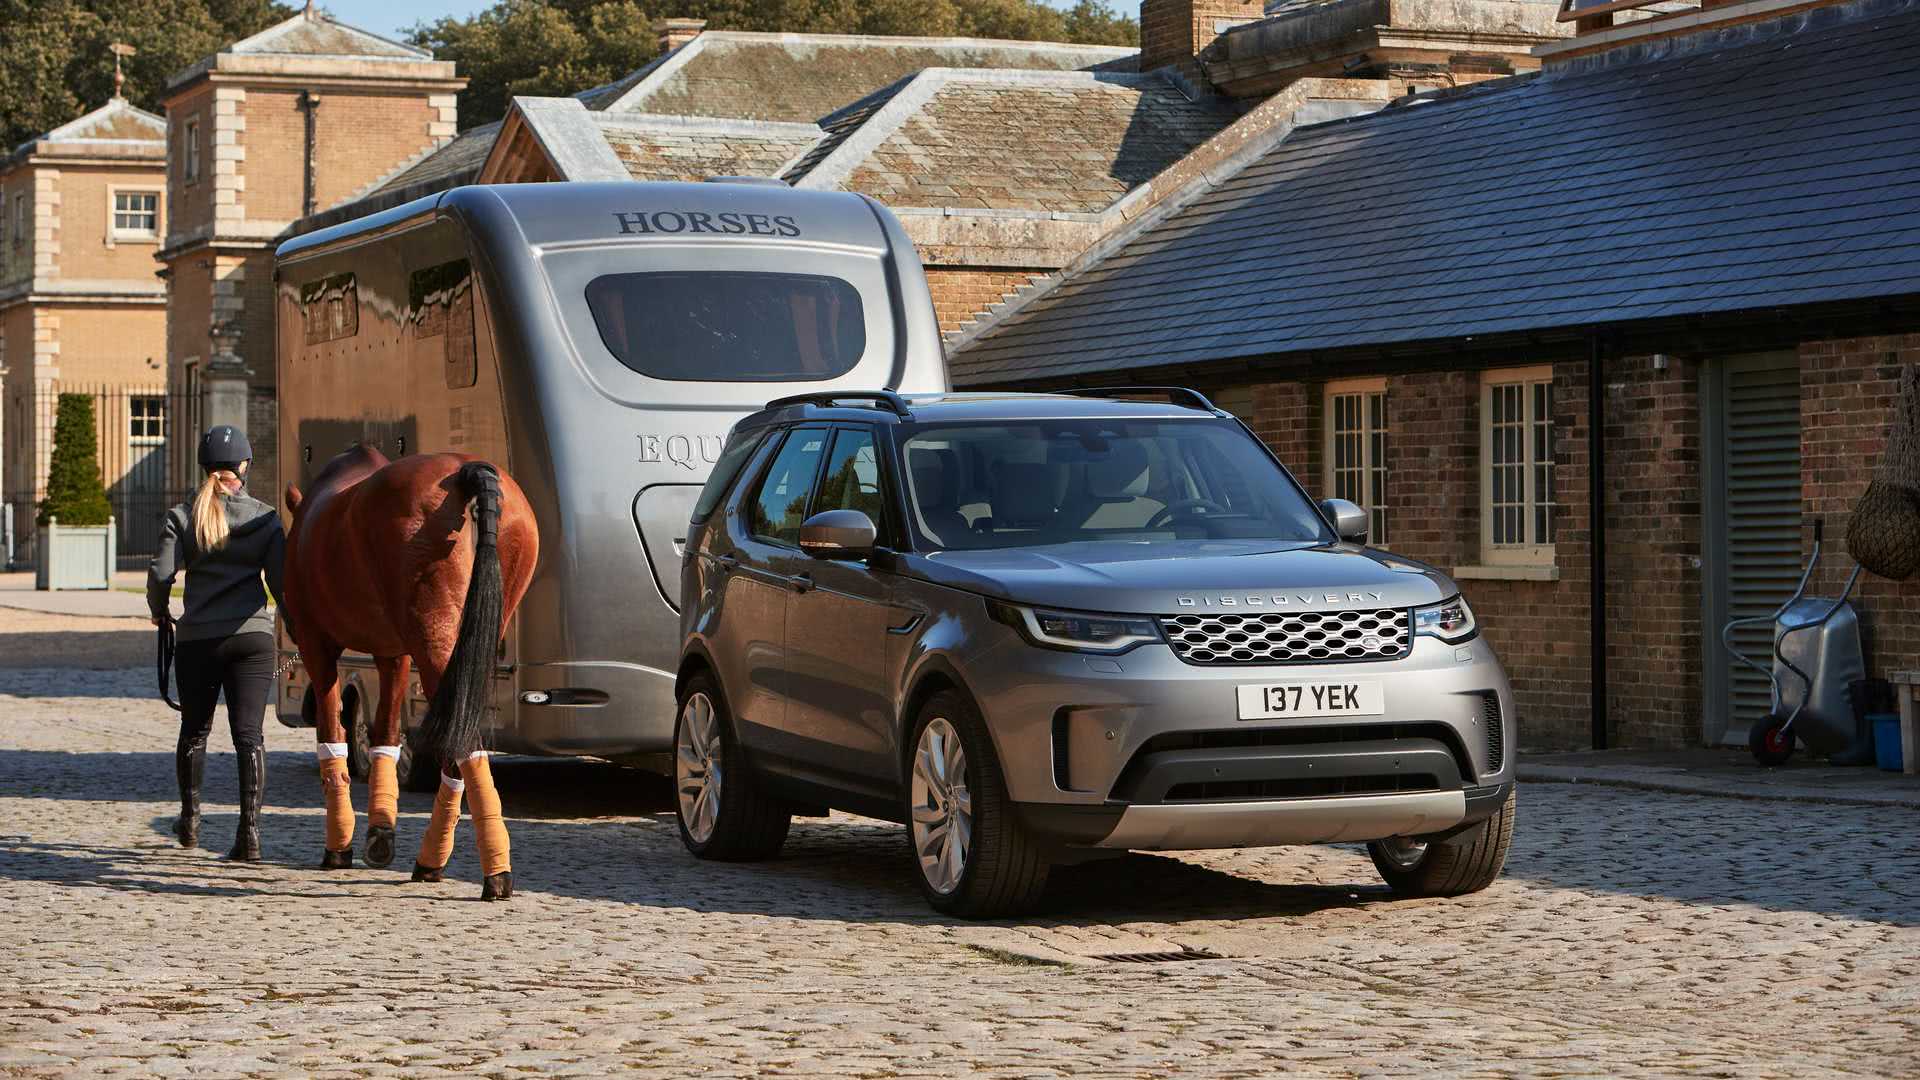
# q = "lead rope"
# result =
<box><xmin>157</xmin><ymin>619</ymin><xmax>295</xmax><ymax>712</ymax></box>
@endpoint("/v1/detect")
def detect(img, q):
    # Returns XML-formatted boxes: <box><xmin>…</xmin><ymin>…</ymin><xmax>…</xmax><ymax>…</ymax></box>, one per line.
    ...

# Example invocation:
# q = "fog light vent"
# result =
<box><xmin>1481</xmin><ymin>692</ymin><xmax>1504</xmax><ymax>774</ymax></box>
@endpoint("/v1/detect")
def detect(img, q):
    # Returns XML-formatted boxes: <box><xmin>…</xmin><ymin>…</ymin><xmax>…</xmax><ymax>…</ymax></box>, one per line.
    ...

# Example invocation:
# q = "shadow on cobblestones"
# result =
<box><xmin>0</xmin><ymin>630</ymin><xmax>149</xmax><ymax>670</ymax></box>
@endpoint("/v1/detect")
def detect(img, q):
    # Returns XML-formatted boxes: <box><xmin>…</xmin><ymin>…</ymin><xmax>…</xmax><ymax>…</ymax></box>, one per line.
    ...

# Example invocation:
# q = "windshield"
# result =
<box><xmin>899</xmin><ymin>419</ymin><xmax>1331</xmax><ymax>551</ymax></box>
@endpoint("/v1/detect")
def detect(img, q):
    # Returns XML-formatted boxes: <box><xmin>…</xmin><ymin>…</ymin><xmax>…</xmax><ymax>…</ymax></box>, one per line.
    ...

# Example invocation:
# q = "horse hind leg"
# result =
<box><xmin>308</xmin><ymin>649</ymin><xmax>355</xmax><ymax>869</ymax></box>
<box><xmin>363</xmin><ymin>655</ymin><xmax>409</xmax><ymax>869</ymax></box>
<box><xmin>411</xmin><ymin>761</ymin><xmax>462</xmax><ymax>883</ymax></box>
<box><xmin>461</xmin><ymin>751</ymin><xmax>512</xmax><ymax>901</ymax></box>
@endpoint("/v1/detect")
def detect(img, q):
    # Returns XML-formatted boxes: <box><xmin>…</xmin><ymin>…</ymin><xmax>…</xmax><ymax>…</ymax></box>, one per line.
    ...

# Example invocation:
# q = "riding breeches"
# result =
<box><xmin>175</xmin><ymin>631</ymin><xmax>274</xmax><ymax>754</ymax></box>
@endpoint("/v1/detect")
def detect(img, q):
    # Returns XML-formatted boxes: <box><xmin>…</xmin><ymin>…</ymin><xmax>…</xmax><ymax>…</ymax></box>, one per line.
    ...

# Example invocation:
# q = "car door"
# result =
<box><xmin>780</xmin><ymin>425</ymin><xmax>908</xmax><ymax>789</ymax></box>
<box><xmin>720</xmin><ymin>425</ymin><xmax>831</xmax><ymax>753</ymax></box>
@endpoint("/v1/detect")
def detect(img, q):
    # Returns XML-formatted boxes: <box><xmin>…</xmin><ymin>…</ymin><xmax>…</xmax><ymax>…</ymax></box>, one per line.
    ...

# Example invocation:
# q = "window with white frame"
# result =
<box><xmin>183</xmin><ymin>121</ymin><xmax>201</xmax><ymax>183</ymax></box>
<box><xmin>111</xmin><ymin>190</ymin><xmax>159</xmax><ymax>241</ymax></box>
<box><xmin>1325</xmin><ymin>378</ymin><xmax>1388</xmax><ymax>545</ymax></box>
<box><xmin>1481</xmin><ymin>366</ymin><xmax>1555</xmax><ymax>565</ymax></box>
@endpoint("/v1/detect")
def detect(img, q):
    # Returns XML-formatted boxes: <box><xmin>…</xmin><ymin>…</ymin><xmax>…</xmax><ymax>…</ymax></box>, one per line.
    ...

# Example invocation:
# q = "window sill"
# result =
<box><xmin>1452</xmin><ymin>564</ymin><xmax>1560</xmax><ymax>582</ymax></box>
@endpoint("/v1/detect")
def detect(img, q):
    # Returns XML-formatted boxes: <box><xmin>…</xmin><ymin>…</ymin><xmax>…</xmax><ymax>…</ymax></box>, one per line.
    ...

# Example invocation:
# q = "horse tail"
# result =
<box><xmin>418</xmin><ymin>461</ymin><xmax>506</xmax><ymax>765</ymax></box>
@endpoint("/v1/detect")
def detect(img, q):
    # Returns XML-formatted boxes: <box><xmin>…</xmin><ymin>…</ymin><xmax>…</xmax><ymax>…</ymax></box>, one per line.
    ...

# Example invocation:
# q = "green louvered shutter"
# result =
<box><xmin>1720</xmin><ymin>359</ymin><xmax>1803</xmax><ymax>733</ymax></box>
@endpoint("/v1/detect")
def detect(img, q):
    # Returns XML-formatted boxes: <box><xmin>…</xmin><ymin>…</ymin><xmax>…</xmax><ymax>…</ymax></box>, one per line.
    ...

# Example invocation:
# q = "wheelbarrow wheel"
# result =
<box><xmin>1749</xmin><ymin>714</ymin><xmax>1797</xmax><ymax>767</ymax></box>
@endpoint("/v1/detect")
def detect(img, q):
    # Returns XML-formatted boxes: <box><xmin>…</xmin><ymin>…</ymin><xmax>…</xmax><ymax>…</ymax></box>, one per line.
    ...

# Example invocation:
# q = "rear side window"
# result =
<box><xmin>692</xmin><ymin>429</ymin><xmax>765</xmax><ymax>522</ymax></box>
<box><xmin>585</xmin><ymin>271</ymin><xmax>865</xmax><ymax>382</ymax></box>
<box><xmin>749</xmin><ymin>427</ymin><xmax>829</xmax><ymax>545</ymax></box>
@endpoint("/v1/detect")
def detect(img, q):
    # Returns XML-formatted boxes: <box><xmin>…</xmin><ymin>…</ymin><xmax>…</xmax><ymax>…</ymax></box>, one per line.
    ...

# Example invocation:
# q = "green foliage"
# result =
<box><xmin>411</xmin><ymin>0</ymin><xmax>1140</xmax><ymax>129</ymax></box>
<box><xmin>0</xmin><ymin>0</ymin><xmax>292</xmax><ymax>150</ymax></box>
<box><xmin>38</xmin><ymin>394</ymin><xmax>113</xmax><ymax>528</ymax></box>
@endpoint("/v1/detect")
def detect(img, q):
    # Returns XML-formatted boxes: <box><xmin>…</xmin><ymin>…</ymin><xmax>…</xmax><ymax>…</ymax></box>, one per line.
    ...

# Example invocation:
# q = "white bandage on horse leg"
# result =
<box><xmin>315</xmin><ymin>742</ymin><xmax>349</xmax><ymax>761</ymax></box>
<box><xmin>440</xmin><ymin>773</ymin><xmax>467</xmax><ymax>794</ymax></box>
<box><xmin>370</xmin><ymin>745</ymin><xmax>402</xmax><ymax>760</ymax></box>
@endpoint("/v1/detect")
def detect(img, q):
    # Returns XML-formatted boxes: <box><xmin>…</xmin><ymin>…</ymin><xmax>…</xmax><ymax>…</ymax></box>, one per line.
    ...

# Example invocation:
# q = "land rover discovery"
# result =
<box><xmin>675</xmin><ymin>389</ymin><xmax>1516</xmax><ymax>917</ymax></box>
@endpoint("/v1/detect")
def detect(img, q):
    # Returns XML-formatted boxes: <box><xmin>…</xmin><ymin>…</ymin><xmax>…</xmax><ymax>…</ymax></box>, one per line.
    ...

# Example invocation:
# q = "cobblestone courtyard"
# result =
<box><xmin>1</xmin><ymin>616</ymin><xmax>1916</xmax><ymax>1076</ymax></box>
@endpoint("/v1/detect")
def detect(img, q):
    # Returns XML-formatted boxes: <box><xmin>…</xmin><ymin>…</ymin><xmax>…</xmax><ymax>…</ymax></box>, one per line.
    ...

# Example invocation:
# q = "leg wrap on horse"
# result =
<box><xmin>367</xmin><ymin>746</ymin><xmax>401</xmax><ymax>830</ymax></box>
<box><xmin>317</xmin><ymin>743</ymin><xmax>354</xmax><ymax>854</ymax></box>
<box><xmin>413</xmin><ymin>772</ymin><xmax>464</xmax><ymax>881</ymax></box>
<box><xmin>460</xmin><ymin>752</ymin><xmax>510</xmax><ymax>877</ymax></box>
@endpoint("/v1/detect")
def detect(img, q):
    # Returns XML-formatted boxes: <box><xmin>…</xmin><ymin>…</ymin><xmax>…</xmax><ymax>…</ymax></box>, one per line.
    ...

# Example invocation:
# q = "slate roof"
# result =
<box><xmin>370</xmin><ymin>122</ymin><xmax>501</xmax><ymax>195</ymax></box>
<box><xmin>6</xmin><ymin>98</ymin><xmax>165</xmax><ymax>166</ymax></box>
<box><xmin>226</xmin><ymin>11</ymin><xmax>429</xmax><ymax>59</ymax></box>
<box><xmin>587</xmin><ymin>32</ymin><xmax>1136</xmax><ymax>123</ymax></box>
<box><xmin>600</xmin><ymin>116</ymin><xmax>823</xmax><ymax>182</ymax></box>
<box><xmin>950</xmin><ymin>0</ymin><xmax>1920</xmax><ymax>385</ymax></box>
<box><xmin>788</xmin><ymin>70</ymin><xmax>1238</xmax><ymax>212</ymax></box>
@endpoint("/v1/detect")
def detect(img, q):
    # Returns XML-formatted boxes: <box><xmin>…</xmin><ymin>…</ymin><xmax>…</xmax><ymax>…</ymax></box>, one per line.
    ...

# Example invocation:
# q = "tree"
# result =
<box><xmin>410</xmin><ymin>0</ymin><xmax>1140</xmax><ymax>130</ymax></box>
<box><xmin>38</xmin><ymin>394</ymin><xmax>113</xmax><ymax>527</ymax></box>
<box><xmin>0</xmin><ymin>0</ymin><xmax>292</xmax><ymax>150</ymax></box>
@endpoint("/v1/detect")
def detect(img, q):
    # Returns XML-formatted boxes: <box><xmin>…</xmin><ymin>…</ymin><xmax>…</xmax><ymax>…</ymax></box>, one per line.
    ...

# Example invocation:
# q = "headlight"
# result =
<box><xmin>1413</xmin><ymin>596</ymin><xmax>1478</xmax><ymax>644</ymax></box>
<box><xmin>988</xmin><ymin>600</ymin><xmax>1162</xmax><ymax>654</ymax></box>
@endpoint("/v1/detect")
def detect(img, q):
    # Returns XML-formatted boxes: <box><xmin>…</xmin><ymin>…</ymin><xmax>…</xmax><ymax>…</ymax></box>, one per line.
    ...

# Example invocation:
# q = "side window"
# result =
<box><xmin>749</xmin><ymin>427</ymin><xmax>829</xmax><ymax>545</ymax></box>
<box><xmin>409</xmin><ymin>259</ymin><xmax>478</xmax><ymax>389</ymax></box>
<box><xmin>692</xmin><ymin>428</ymin><xmax>765</xmax><ymax>522</ymax></box>
<box><xmin>814</xmin><ymin>428</ymin><xmax>887</xmax><ymax>530</ymax></box>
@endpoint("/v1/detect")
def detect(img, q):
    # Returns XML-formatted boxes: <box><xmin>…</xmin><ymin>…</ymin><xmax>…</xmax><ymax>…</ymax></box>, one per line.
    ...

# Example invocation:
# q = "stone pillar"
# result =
<box><xmin>200</xmin><ymin>323</ymin><xmax>251</xmax><ymax>446</ymax></box>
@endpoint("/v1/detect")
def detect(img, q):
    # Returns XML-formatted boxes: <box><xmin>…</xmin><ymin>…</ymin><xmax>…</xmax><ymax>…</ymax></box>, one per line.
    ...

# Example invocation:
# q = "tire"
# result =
<box><xmin>905</xmin><ymin>689</ymin><xmax>1050</xmax><ymax>918</ymax></box>
<box><xmin>1749</xmin><ymin>714</ymin><xmax>1797</xmax><ymax>767</ymax></box>
<box><xmin>674</xmin><ymin>672</ymin><xmax>789</xmax><ymax>861</ymax></box>
<box><xmin>396</xmin><ymin>724</ymin><xmax>436</xmax><ymax>793</ymax></box>
<box><xmin>1369</xmin><ymin>787</ymin><xmax>1516</xmax><ymax>898</ymax></box>
<box><xmin>343</xmin><ymin>687</ymin><xmax>370</xmax><ymax>782</ymax></box>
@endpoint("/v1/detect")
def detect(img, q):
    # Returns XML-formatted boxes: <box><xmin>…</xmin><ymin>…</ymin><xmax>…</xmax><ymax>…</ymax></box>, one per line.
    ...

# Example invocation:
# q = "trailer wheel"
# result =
<box><xmin>1749</xmin><ymin>715</ymin><xmax>1796</xmax><ymax>767</ymax></box>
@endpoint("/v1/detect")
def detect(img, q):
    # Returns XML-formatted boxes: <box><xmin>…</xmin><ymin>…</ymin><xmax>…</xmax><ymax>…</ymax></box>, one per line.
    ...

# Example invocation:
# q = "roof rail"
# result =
<box><xmin>763</xmin><ymin>390</ymin><xmax>912</xmax><ymax>417</ymax></box>
<box><xmin>1056</xmin><ymin>386</ymin><xmax>1219</xmax><ymax>412</ymax></box>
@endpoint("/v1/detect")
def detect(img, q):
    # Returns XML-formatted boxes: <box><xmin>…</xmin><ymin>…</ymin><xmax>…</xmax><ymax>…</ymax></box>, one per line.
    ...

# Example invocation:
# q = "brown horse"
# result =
<box><xmin>285</xmin><ymin>446</ymin><xmax>537</xmax><ymax>899</ymax></box>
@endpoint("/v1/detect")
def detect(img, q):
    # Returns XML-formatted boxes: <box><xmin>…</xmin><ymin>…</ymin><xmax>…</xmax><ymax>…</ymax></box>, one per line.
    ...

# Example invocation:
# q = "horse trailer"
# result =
<box><xmin>272</xmin><ymin>180</ymin><xmax>948</xmax><ymax>783</ymax></box>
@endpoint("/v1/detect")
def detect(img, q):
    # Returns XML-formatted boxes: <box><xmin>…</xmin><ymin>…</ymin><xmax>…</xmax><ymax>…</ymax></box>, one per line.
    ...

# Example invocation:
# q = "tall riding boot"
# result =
<box><xmin>174</xmin><ymin>739</ymin><xmax>205</xmax><ymax>847</ymax></box>
<box><xmin>228</xmin><ymin>745</ymin><xmax>264</xmax><ymax>861</ymax></box>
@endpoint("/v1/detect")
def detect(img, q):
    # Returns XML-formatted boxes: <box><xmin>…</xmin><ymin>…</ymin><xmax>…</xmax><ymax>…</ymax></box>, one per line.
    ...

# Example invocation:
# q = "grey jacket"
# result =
<box><xmin>147</xmin><ymin>492</ymin><xmax>287</xmax><ymax>643</ymax></box>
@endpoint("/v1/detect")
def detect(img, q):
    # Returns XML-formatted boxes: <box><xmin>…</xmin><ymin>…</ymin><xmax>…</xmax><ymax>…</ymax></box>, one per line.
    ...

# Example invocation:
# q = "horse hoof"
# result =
<box><xmin>319</xmin><ymin>848</ymin><xmax>353</xmax><ymax>870</ymax></box>
<box><xmin>174</xmin><ymin>814</ymin><xmax>200</xmax><ymax>848</ymax></box>
<box><xmin>481</xmin><ymin>871</ymin><xmax>513</xmax><ymax>901</ymax></box>
<box><xmin>365</xmin><ymin>826</ymin><xmax>395</xmax><ymax>869</ymax></box>
<box><xmin>410</xmin><ymin>862</ymin><xmax>445</xmax><ymax>883</ymax></box>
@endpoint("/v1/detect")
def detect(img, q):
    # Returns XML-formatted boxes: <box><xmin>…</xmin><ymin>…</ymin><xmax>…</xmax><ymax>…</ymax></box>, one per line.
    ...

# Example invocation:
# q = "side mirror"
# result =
<box><xmin>799</xmin><ymin>509</ymin><xmax>878</xmax><ymax>560</ymax></box>
<box><xmin>1319</xmin><ymin>498</ymin><xmax>1370</xmax><ymax>545</ymax></box>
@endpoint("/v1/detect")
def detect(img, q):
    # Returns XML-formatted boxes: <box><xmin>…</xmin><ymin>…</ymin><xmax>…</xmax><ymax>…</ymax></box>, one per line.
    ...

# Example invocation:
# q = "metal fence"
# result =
<box><xmin>4</xmin><ymin>383</ymin><xmax>198</xmax><ymax>569</ymax></box>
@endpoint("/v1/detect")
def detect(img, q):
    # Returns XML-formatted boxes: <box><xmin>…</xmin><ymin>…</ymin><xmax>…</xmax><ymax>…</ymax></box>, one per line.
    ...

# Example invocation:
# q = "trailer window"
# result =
<box><xmin>585</xmin><ymin>271</ymin><xmax>865</xmax><ymax>382</ymax></box>
<box><xmin>410</xmin><ymin>259</ymin><xmax>478</xmax><ymax>389</ymax></box>
<box><xmin>300</xmin><ymin>273</ymin><xmax>359</xmax><ymax>345</ymax></box>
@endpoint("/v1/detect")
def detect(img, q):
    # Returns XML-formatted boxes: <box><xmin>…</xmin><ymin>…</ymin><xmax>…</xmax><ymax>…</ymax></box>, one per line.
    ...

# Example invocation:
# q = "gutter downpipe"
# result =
<box><xmin>1589</xmin><ymin>329</ymin><xmax>1608</xmax><ymax>750</ymax></box>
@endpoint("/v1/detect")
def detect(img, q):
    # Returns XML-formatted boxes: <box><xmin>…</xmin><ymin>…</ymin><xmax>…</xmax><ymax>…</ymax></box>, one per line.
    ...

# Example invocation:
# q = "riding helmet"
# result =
<box><xmin>198</xmin><ymin>425</ymin><xmax>252</xmax><ymax>471</ymax></box>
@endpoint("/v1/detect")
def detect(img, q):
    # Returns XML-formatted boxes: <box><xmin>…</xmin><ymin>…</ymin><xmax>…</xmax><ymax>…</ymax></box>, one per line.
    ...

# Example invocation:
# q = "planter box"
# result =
<box><xmin>34</xmin><ymin>517</ymin><xmax>116</xmax><ymax>590</ymax></box>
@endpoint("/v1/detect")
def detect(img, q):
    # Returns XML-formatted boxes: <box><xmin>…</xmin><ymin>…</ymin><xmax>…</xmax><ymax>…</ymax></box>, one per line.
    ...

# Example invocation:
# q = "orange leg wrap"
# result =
<box><xmin>460</xmin><ymin>753</ymin><xmax>511</xmax><ymax>876</ymax></box>
<box><xmin>367</xmin><ymin>755</ymin><xmax>399</xmax><ymax>830</ymax></box>
<box><xmin>320</xmin><ymin>757</ymin><xmax>354</xmax><ymax>852</ymax></box>
<box><xmin>416</xmin><ymin>776</ymin><xmax>462</xmax><ymax>871</ymax></box>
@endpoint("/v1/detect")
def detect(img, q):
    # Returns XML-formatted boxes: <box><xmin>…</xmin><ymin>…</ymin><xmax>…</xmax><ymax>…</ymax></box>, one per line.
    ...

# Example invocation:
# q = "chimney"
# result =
<box><xmin>654</xmin><ymin>18</ymin><xmax>706</xmax><ymax>56</ymax></box>
<box><xmin>1139</xmin><ymin>0</ymin><xmax>1264</xmax><ymax>73</ymax></box>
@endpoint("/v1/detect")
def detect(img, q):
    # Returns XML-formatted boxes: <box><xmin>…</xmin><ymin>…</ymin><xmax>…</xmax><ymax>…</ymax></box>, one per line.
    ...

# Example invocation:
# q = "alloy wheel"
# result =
<box><xmin>676</xmin><ymin>692</ymin><xmax>723</xmax><ymax>845</ymax></box>
<box><xmin>910</xmin><ymin>717</ymin><xmax>973</xmax><ymax>895</ymax></box>
<box><xmin>1376</xmin><ymin>835</ymin><xmax>1428</xmax><ymax>870</ymax></box>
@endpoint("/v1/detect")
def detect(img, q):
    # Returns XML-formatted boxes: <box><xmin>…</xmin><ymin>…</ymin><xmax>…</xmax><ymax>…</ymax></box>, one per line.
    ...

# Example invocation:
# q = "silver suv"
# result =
<box><xmin>675</xmin><ymin>389</ymin><xmax>1516</xmax><ymax>917</ymax></box>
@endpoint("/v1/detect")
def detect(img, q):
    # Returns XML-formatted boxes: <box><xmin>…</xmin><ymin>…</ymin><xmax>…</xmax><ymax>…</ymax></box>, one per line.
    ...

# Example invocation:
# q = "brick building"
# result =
<box><xmin>952</xmin><ymin>0</ymin><xmax>1920</xmax><ymax>751</ymax></box>
<box><xmin>156</xmin><ymin>7</ymin><xmax>463</xmax><ymax>501</ymax></box>
<box><xmin>0</xmin><ymin>97</ymin><xmax>170</xmax><ymax>564</ymax></box>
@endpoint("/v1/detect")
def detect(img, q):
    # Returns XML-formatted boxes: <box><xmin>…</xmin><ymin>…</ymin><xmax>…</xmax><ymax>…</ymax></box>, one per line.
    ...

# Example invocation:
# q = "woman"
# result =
<box><xmin>148</xmin><ymin>425</ymin><xmax>286</xmax><ymax>860</ymax></box>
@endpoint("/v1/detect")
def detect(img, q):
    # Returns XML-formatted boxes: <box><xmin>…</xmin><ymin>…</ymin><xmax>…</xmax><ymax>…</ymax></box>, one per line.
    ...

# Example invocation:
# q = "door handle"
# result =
<box><xmin>790</xmin><ymin>573</ymin><xmax>814</xmax><ymax>593</ymax></box>
<box><xmin>714</xmin><ymin>554</ymin><xmax>739</xmax><ymax>573</ymax></box>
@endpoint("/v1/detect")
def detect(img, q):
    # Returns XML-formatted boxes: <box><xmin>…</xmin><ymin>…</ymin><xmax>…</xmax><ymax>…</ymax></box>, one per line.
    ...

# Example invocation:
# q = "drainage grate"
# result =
<box><xmin>1090</xmin><ymin>949</ymin><xmax>1226</xmax><ymax>964</ymax></box>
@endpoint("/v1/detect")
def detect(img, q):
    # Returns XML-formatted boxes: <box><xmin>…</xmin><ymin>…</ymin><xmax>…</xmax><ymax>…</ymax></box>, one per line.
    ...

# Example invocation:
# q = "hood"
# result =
<box><xmin>223</xmin><ymin>493</ymin><xmax>279</xmax><ymax>532</ymax></box>
<box><xmin>902</xmin><ymin>540</ymin><xmax>1456</xmax><ymax>615</ymax></box>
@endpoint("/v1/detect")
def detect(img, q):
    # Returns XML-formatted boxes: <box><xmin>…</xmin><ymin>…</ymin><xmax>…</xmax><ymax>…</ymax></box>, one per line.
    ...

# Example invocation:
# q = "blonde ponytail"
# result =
<box><xmin>192</xmin><ymin>470</ymin><xmax>236</xmax><ymax>552</ymax></box>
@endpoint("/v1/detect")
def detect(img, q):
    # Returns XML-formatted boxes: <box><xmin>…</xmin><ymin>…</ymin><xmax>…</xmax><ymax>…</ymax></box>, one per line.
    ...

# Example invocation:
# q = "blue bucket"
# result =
<box><xmin>1871</xmin><ymin>713</ymin><xmax>1903</xmax><ymax>772</ymax></box>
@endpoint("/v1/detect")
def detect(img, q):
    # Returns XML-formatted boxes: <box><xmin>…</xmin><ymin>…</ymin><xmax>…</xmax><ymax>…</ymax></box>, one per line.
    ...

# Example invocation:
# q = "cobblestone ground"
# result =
<box><xmin>1</xmin><ymin>655</ymin><xmax>1916</xmax><ymax>1076</ymax></box>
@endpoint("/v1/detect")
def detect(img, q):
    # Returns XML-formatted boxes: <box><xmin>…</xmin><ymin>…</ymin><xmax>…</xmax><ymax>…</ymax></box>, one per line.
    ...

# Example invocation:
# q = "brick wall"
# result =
<box><xmin>1801</xmin><ymin>334</ymin><xmax>1920</xmax><ymax>680</ymax></box>
<box><xmin>165</xmin><ymin>85</ymin><xmax>216</xmax><ymax>244</ymax></box>
<box><xmin>1140</xmin><ymin>0</ymin><xmax>1265</xmax><ymax>74</ymax></box>
<box><xmin>926</xmin><ymin>267</ymin><xmax>1049</xmax><ymax>338</ymax></box>
<box><xmin>55</xmin><ymin>165</ymin><xmax>168</xmax><ymax>281</ymax></box>
<box><xmin>1232</xmin><ymin>355</ymin><xmax>1715</xmax><ymax>751</ymax></box>
<box><xmin>240</xmin><ymin>87</ymin><xmax>439</xmax><ymax>224</ymax></box>
<box><xmin>46</xmin><ymin>304</ymin><xmax>166</xmax><ymax>386</ymax></box>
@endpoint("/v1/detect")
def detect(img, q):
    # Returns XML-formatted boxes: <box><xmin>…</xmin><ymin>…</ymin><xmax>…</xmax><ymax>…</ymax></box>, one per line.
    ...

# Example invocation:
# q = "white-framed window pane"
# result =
<box><xmin>1326</xmin><ymin>384</ymin><xmax>1388</xmax><ymax>544</ymax></box>
<box><xmin>1485</xmin><ymin>372</ymin><xmax>1554</xmax><ymax>555</ymax></box>
<box><xmin>129</xmin><ymin>396</ymin><xmax>164</xmax><ymax>442</ymax></box>
<box><xmin>114</xmin><ymin>191</ymin><xmax>158</xmax><ymax>233</ymax></box>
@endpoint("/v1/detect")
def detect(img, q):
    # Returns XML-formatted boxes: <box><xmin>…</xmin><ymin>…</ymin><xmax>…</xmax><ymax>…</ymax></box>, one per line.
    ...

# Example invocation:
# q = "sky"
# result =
<box><xmin>319</xmin><ymin>0</ymin><xmax>1086</xmax><ymax>42</ymax></box>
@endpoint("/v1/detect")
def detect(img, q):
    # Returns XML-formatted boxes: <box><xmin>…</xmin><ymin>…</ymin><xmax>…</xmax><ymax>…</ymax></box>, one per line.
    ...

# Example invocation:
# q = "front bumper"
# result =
<box><xmin>960</xmin><ymin>629</ymin><xmax>1516</xmax><ymax>851</ymax></box>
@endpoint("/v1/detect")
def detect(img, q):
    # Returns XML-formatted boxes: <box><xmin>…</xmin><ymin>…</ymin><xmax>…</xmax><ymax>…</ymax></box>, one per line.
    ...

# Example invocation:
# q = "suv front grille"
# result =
<box><xmin>1159</xmin><ymin>609</ymin><xmax>1411</xmax><ymax>665</ymax></box>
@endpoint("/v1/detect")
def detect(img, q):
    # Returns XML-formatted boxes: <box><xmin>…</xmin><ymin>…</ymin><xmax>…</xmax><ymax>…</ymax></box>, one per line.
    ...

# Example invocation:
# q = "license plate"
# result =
<box><xmin>1237</xmin><ymin>681</ymin><xmax>1384</xmax><ymax>720</ymax></box>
